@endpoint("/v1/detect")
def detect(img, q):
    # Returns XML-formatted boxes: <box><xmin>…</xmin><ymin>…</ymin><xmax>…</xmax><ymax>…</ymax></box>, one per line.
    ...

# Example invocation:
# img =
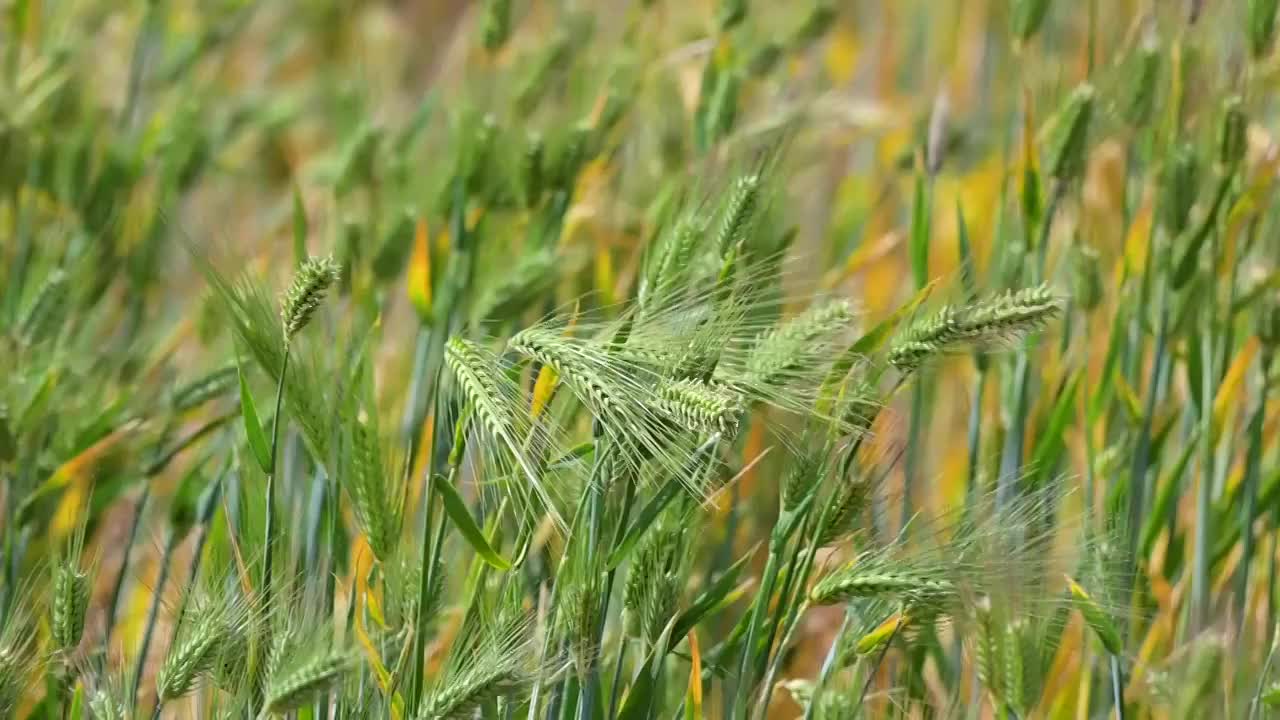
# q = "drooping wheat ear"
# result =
<box><xmin>810</xmin><ymin>560</ymin><xmax>956</xmax><ymax>607</ymax></box>
<box><xmin>1066</xmin><ymin>576</ymin><xmax>1122</xmax><ymax>655</ymax></box>
<box><xmin>1003</xmin><ymin>621</ymin><xmax>1027</xmax><ymax>715</ymax></box>
<box><xmin>420</xmin><ymin>668</ymin><xmax>530</xmax><ymax>719</ymax></box>
<box><xmin>170</xmin><ymin>364</ymin><xmax>239</xmax><ymax>412</ymax></box>
<box><xmin>1010</xmin><ymin>0</ymin><xmax>1051</xmax><ymax>42</ymax></box>
<box><xmin>440</xmin><ymin>335</ymin><xmax>550</xmax><ymax>499</ymax></box>
<box><xmin>481</xmin><ymin>0</ymin><xmax>511</xmax><ymax>52</ymax></box>
<box><xmin>18</xmin><ymin>268</ymin><xmax>68</xmax><ymax>344</ymax></box>
<box><xmin>280</xmin><ymin>255</ymin><xmax>340</xmax><ymax>344</ymax></box>
<box><xmin>1122</xmin><ymin>33</ymin><xmax>1160</xmax><ymax>128</ymax></box>
<box><xmin>51</xmin><ymin>535</ymin><xmax>90</xmax><ymax>654</ymax></box>
<box><xmin>0</xmin><ymin>609</ymin><xmax>35</xmax><ymax>715</ymax></box>
<box><xmin>624</xmin><ymin>525</ymin><xmax>682</xmax><ymax>644</ymax></box>
<box><xmin>264</xmin><ymin>650</ymin><xmax>354</xmax><ymax>714</ymax></box>
<box><xmin>816</xmin><ymin>473</ymin><xmax>873</xmax><ymax>547</ymax></box>
<box><xmin>1249</xmin><ymin>0</ymin><xmax>1279</xmax><ymax>60</ymax></box>
<box><xmin>715</xmin><ymin>174</ymin><xmax>761</xmax><ymax>256</ymax></box>
<box><xmin>781</xmin><ymin>448</ymin><xmax>825</xmax><ymax>511</ymax></box>
<box><xmin>973</xmin><ymin>599</ymin><xmax>1005</xmax><ymax>705</ymax></box>
<box><xmin>1159</xmin><ymin>143</ymin><xmax>1199</xmax><ymax>237</ymax></box>
<box><xmin>157</xmin><ymin>618</ymin><xmax>223</xmax><ymax>703</ymax></box>
<box><xmin>211</xmin><ymin>623</ymin><xmax>251</xmax><ymax>693</ymax></box>
<box><xmin>1046</xmin><ymin>83</ymin><xmax>1095</xmax><ymax>184</ymax></box>
<box><xmin>446</xmin><ymin>337</ymin><xmax>520</xmax><ymax>439</ymax></box>
<box><xmin>420</xmin><ymin>615</ymin><xmax>539</xmax><ymax>719</ymax></box>
<box><xmin>745</xmin><ymin>300</ymin><xmax>853</xmax><ymax>387</ymax></box>
<box><xmin>652</xmin><ymin>378</ymin><xmax>743</xmax><ymax>438</ymax></box>
<box><xmin>508</xmin><ymin>328</ymin><xmax>628</xmax><ymax>420</ymax></box>
<box><xmin>717</xmin><ymin>0</ymin><xmax>747</xmax><ymax>30</ymax></box>
<box><xmin>347</xmin><ymin>413</ymin><xmax>401</xmax><ymax>563</ymax></box>
<box><xmin>88</xmin><ymin>686</ymin><xmax>127</xmax><ymax>720</ymax></box>
<box><xmin>1218</xmin><ymin>96</ymin><xmax>1248</xmax><ymax>169</ymax></box>
<box><xmin>562</xmin><ymin>584</ymin><xmax>602</xmax><ymax>678</ymax></box>
<box><xmin>840</xmin><ymin>381</ymin><xmax>882</xmax><ymax>436</ymax></box>
<box><xmin>887</xmin><ymin>285</ymin><xmax>1061</xmax><ymax>372</ymax></box>
<box><xmin>157</xmin><ymin>593</ymin><xmax>253</xmax><ymax>703</ymax></box>
<box><xmin>521</xmin><ymin>132</ymin><xmax>545</xmax><ymax>207</ymax></box>
<box><xmin>391</xmin><ymin>555</ymin><xmax>443</xmax><ymax>631</ymax></box>
<box><xmin>643</xmin><ymin>217</ymin><xmax>706</xmax><ymax>309</ymax></box>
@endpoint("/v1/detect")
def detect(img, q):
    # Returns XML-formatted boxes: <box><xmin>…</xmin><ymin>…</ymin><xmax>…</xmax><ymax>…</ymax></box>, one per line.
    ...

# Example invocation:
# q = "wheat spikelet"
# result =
<box><xmin>170</xmin><ymin>364</ymin><xmax>238</xmax><ymax>412</ymax></box>
<box><xmin>51</xmin><ymin>532</ymin><xmax>90</xmax><ymax>654</ymax></box>
<box><xmin>888</xmin><ymin>285</ymin><xmax>1060</xmax><ymax>371</ymax></box>
<box><xmin>745</xmin><ymin>299</ymin><xmax>853</xmax><ymax>387</ymax></box>
<box><xmin>157</xmin><ymin>591</ymin><xmax>254</xmax><ymax>703</ymax></box>
<box><xmin>264</xmin><ymin>650</ymin><xmax>353</xmax><ymax>714</ymax></box>
<box><xmin>715</xmin><ymin>174</ymin><xmax>761</xmax><ymax>255</ymax></box>
<box><xmin>652</xmin><ymin>378</ymin><xmax>743</xmax><ymax>437</ymax></box>
<box><xmin>280</xmin><ymin>255</ymin><xmax>340</xmax><ymax>343</ymax></box>
<box><xmin>816</xmin><ymin>473</ymin><xmax>873</xmax><ymax>547</ymax></box>
<box><xmin>0</xmin><ymin>606</ymin><xmax>35</xmax><ymax>716</ymax></box>
<box><xmin>810</xmin><ymin>563</ymin><xmax>956</xmax><ymax>607</ymax></box>
<box><xmin>443</xmin><ymin>335</ymin><xmax>565</xmax><ymax>523</ymax></box>
<box><xmin>419</xmin><ymin>614</ymin><xmax>540</xmax><ymax>719</ymax></box>
<box><xmin>18</xmin><ymin>268</ymin><xmax>68</xmax><ymax>345</ymax></box>
<box><xmin>345</xmin><ymin>411</ymin><xmax>403</xmax><ymax>564</ymax></box>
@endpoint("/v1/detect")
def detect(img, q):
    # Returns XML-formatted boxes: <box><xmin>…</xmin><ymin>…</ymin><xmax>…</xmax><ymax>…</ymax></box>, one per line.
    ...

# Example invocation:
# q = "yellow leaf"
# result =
<box><xmin>1122</xmin><ymin>202</ymin><xmax>1154</xmax><ymax>275</ymax></box>
<box><xmin>1212</xmin><ymin>338</ymin><xmax>1259</xmax><ymax>444</ymax></box>
<box><xmin>48</xmin><ymin>421</ymin><xmax>142</xmax><ymax>540</ymax></box>
<box><xmin>686</xmin><ymin>631</ymin><xmax>703</xmax><ymax>720</ymax></box>
<box><xmin>354</xmin><ymin>587</ymin><xmax>405</xmax><ymax>720</ymax></box>
<box><xmin>595</xmin><ymin>238</ymin><xmax>615</xmax><ymax>306</ymax></box>
<box><xmin>856</xmin><ymin>612</ymin><xmax>908</xmax><ymax>655</ymax></box>
<box><xmin>824</xmin><ymin>23</ymin><xmax>860</xmax><ymax>84</ymax></box>
<box><xmin>1221</xmin><ymin>151</ymin><xmax>1280</xmax><ymax>274</ymax></box>
<box><xmin>407</xmin><ymin>218</ymin><xmax>432</xmax><ymax>320</ymax></box>
<box><xmin>530</xmin><ymin>365</ymin><xmax>559</xmax><ymax>419</ymax></box>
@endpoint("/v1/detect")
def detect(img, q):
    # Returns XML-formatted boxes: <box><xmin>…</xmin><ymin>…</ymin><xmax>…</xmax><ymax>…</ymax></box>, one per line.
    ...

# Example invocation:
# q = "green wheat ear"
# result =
<box><xmin>888</xmin><ymin>284</ymin><xmax>1061</xmax><ymax>372</ymax></box>
<box><xmin>0</xmin><ymin>603</ymin><xmax>37</xmax><ymax>716</ymax></box>
<box><xmin>51</xmin><ymin>526</ymin><xmax>91</xmax><ymax>656</ymax></box>
<box><xmin>280</xmin><ymin>255</ymin><xmax>340</xmax><ymax>344</ymax></box>
<box><xmin>419</xmin><ymin>614</ymin><xmax>541</xmax><ymax>720</ymax></box>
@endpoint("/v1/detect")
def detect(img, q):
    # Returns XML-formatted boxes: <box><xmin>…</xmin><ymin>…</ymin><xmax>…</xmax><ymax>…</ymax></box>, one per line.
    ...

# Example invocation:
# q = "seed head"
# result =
<box><xmin>1070</xmin><ymin>244</ymin><xmax>1102</xmax><ymax>312</ymax></box>
<box><xmin>18</xmin><ymin>268</ymin><xmax>68</xmax><ymax>345</ymax></box>
<box><xmin>1122</xmin><ymin>36</ymin><xmax>1161</xmax><ymax>128</ymax></box>
<box><xmin>1046</xmin><ymin>83</ymin><xmax>1095</xmax><ymax>184</ymax></box>
<box><xmin>1066</xmin><ymin>576</ymin><xmax>1122</xmax><ymax>655</ymax></box>
<box><xmin>481</xmin><ymin>0</ymin><xmax>511</xmax><ymax>52</ymax></box>
<box><xmin>281</xmin><ymin>255</ymin><xmax>340</xmax><ymax>343</ymax></box>
<box><xmin>1011</xmin><ymin>0</ymin><xmax>1052</xmax><ymax>43</ymax></box>
<box><xmin>1249</xmin><ymin>0</ymin><xmax>1279</xmax><ymax>60</ymax></box>
<box><xmin>265</xmin><ymin>650</ymin><xmax>354</xmax><ymax>713</ymax></box>
<box><xmin>717</xmin><ymin>0</ymin><xmax>747</xmax><ymax>31</ymax></box>
<box><xmin>888</xmin><ymin>285</ymin><xmax>1061</xmax><ymax>372</ymax></box>
<box><xmin>1257</xmin><ymin>294</ymin><xmax>1280</xmax><ymax>351</ymax></box>
<box><xmin>1218</xmin><ymin>96</ymin><xmax>1248</xmax><ymax>169</ymax></box>
<box><xmin>1160</xmin><ymin>144</ymin><xmax>1200</xmax><ymax>237</ymax></box>
<box><xmin>51</xmin><ymin>538</ymin><xmax>90</xmax><ymax>655</ymax></box>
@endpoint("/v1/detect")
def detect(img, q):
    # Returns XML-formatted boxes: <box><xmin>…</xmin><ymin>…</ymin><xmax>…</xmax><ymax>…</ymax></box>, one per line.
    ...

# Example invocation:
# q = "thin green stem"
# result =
<box><xmin>260</xmin><ymin>350</ymin><xmax>290</xmax><ymax>623</ymax></box>
<box><xmin>130</xmin><ymin>528</ymin><xmax>178</xmax><ymax>710</ymax></box>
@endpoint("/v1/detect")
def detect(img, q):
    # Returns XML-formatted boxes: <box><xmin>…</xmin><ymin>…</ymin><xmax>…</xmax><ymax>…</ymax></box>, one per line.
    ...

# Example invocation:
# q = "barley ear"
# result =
<box><xmin>1067</xmin><ymin>576</ymin><xmax>1123</xmax><ymax>655</ymax></box>
<box><xmin>1046</xmin><ymin>83</ymin><xmax>1094</xmax><ymax>184</ymax></box>
<box><xmin>280</xmin><ymin>255</ymin><xmax>340</xmax><ymax>344</ymax></box>
<box><xmin>51</xmin><ymin>527</ymin><xmax>91</xmax><ymax>656</ymax></box>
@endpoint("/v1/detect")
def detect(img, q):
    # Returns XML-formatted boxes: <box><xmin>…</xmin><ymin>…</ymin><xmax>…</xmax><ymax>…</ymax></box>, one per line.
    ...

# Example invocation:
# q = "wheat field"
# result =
<box><xmin>2</xmin><ymin>0</ymin><xmax>1279</xmax><ymax>718</ymax></box>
